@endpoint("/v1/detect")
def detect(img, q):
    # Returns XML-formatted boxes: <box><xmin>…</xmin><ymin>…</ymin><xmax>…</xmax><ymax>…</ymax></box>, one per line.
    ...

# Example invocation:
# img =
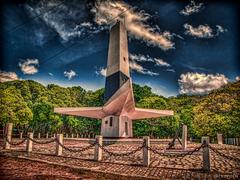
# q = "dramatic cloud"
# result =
<box><xmin>95</xmin><ymin>67</ymin><xmax>107</xmax><ymax>77</ymax></box>
<box><xmin>129</xmin><ymin>54</ymin><xmax>171</xmax><ymax>67</ymax></box>
<box><xmin>25</xmin><ymin>1</ymin><xmax>104</xmax><ymax>42</ymax></box>
<box><xmin>129</xmin><ymin>61</ymin><xmax>159</xmax><ymax>76</ymax></box>
<box><xmin>178</xmin><ymin>72</ymin><xmax>228</xmax><ymax>94</ymax></box>
<box><xmin>0</xmin><ymin>71</ymin><xmax>19</xmax><ymax>82</ymax></box>
<box><xmin>180</xmin><ymin>0</ymin><xmax>204</xmax><ymax>16</ymax></box>
<box><xmin>92</xmin><ymin>0</ymin><xmax>174</xmax><ymax>50</ymax></box>
<box><xmin>19</xmin><ymin>59</ymin><xmax>39</xmax><ymax>74</ymax></box>
<box><xmin>64</xmin><ymin>70</ymin><xmax>77</xmax><ymax>80</ymax></box>
<box><xmin>184</xmin><ymin>24</ymin><xmax>226</xmax><ymax>38</ymax></box>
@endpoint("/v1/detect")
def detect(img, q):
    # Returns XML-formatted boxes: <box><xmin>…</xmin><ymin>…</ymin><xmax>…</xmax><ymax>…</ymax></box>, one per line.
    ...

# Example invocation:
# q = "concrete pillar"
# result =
<box><xmin>76</xmin><ymin>134</ymin><xmax>79</xmax><ymax>138</ymax></box>
<box><xmin>143</xmin><ymin>136</ymin><xmax>150</xmax><ymax>167</ymax></box>
<box><xmin>94</xmin><ymin>135</ymin><xmax>103</xmax><ymax>161</ymax></box>
<box><xmin>182</xmin><ymin>124</ymin><xmax>187</xmax><ymax>150</ymax></box>
<box><xmin>66</xmin><ymin>134</ymin><xmax>68</xmax><ymax>138</ymax></box>
<box><xmin>26</xmin><ymin>132</ymin><xmax>33</xmax><ymax>153</ymax></box>
<box><xmin>217</xmin><ymin>133</ymin><xmax>223</xmax><ymax>145</ymax></box>
<box><xmin>4</xmin><ymin>123</ymin><xmax>13</xmax><ymax>150</ymax></box>
<box><xmin>202</xmin><ymin>136</ymin><xmax>210</xmax><ymax>172</ymax></box>
<box><xmin>38</xmin><ymin>133</ymin><xmax>41</xmax><ymax>139</ymax></box>
<box><xmin>71</xmin><ymin>133</ymin><xmax>74</xmax><ymax>138</ymax></box>
<box><xmin>20</xmin><ymin>132</ymin><xmax>23</xmax><ymax>139</ymax></box>
<box><xmin>46</xmin><ymin>133</ymin><xmax>49</xmax><ymax>139</ymax></box>
<box><xmin>56</xmin><ymin>134</ymin><xmax>63</xmax><ymax>156</ymax></box>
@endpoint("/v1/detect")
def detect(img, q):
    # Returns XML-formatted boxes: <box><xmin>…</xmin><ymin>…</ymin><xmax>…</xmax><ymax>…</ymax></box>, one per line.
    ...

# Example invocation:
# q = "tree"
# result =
<box><xmin>0</xmin><ymin>86</ymin><xmax>33</xmax><ymax>129</ymax></box>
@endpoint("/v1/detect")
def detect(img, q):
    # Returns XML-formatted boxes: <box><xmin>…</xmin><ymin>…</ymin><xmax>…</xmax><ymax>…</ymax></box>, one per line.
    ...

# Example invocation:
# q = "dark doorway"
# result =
<box><xmin>125</xmin><ymin>122</ymin><xmax>128</xmax><ymax>136</ymax></box>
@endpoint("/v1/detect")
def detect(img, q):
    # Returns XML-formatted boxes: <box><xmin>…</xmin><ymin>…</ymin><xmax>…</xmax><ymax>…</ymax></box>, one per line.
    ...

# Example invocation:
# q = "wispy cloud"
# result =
<box><xmin>178</xmin><ymin>72</ymin><xmax>228</xmax><ymax>94</ymax></box>
<box><xmin>184</xmin><ymin>24</ymin><xmax>227</xmax><ymax>38</ymax></box>
<box><xmin>130</xmin><ymin>53</ymin><xmax>171</xmax><ymax>67</ymax></box>
<box><xmin>92</xmin><ymin>0</ymin><xmax>174</xmax><ymax>50</ymax></box>
<box><xmin>180</xmin><ymin>0</ymin><xmax>204</xmax><ymax>16</ymax></box>
<box><xmin>0</xmin><ymin>70</ymin><xmax>19</xmax><ymax>82</ymax></box>
<box><xmin>166</xmin><ymin>69</ymin><xmax>175</xmax><ymax>73</ymax></box>
<box><xmin>155</xmin><ymin>58</ymin><xmax>171</xmax><ymax>67</ymax></box>
<box><xmin>48</xmin><ymin>72</ymin><xmax>53</xmax><ymax>76</ymax></box>
<box><xmin>25</xmin><ymin>1</ymin><xmax>104</xmax><ymax>42</ymax></box>
<box><xmin>64</xmin><ymin>70</ymin><xmax>77</xmax><ymax>80</ymax></box>
<box><xmin>129</xmin><ymin>61</ymin><xmax>159</xmax><ymax>76</ymax></box>
<box><xmin>95</xmin><ymin>67</ymin><xmax>107</xmax><ymax>77</ymax></box>
<box><xmin>129</xmin><ymin>54</ymin><xmax>172</xmax><ymax>73</ymax></box>
<box><xmin>19</xmin><ymin>58</ymin><xmax>39</xmax><ymax>74</ymax></box>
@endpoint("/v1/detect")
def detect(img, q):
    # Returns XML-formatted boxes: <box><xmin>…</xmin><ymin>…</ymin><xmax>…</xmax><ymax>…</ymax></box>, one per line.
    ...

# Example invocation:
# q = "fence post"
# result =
<box><xmin>66</xmin><ymin>133</ymin><xmax>68</xmax><ymax>138</ymax></box>
<box><xmin>56</xmin><ymin>134</ymin><xmax>63</xmax><ymax>156</ymax></box>
<box><xmin>4</xmin><ymin>123</ymin><xmax>13</xmax><ymax>150</ymax></box>
<box><xmin>182</xmin><ymin>124</ymin><xmax>187</xmax><ymax>150</ymax></box>
<box><xmin>53</xmin><ymin>133</ymin><xmax>56</xmax><ymax>138</ymax></box>
<box><xmin>46</xmin><ymin>133</ymin><xmax>49</xmax><ymax>139</ymax></box>
<box><xmin>20</xmin><ymin>132</ymin><xmax>23</xmax><ymax>139</ymax></box>
<box><xmin>217</xmin><ymin>133</ymin><xmax>223</xmax><ymax>145</ymax></box>
<box><xmin>38</xmin><ymin>133</ymin><xmax>41</xmax><ymax>139</ymax></box>
<box><xmin>143</xmin><ymin>136</ymin><xmax>150</xmax><ymax>167</ymax></box>
<box><xmin>76</xmin><ymin>134</ymin><xmax>79</xmax><ymax>138</ymax></box>
<box><xmin>26</xmin><ymin>132</ymin><xmax>33</xmax><ymax>153</ymax></box>
<box><xmin>71</xmin><ymin>133</ymin><xmax>74</xmax><ymax>138</ymax></box>
<box><xmin>94</xmin><ymin>135</ymin><xmax>102</xmax><ymax>161</ymax></box>
<box><xmin>201</xmin><ymin>136</ymin><xmax>210</xmax><ymax>172</ymax></box>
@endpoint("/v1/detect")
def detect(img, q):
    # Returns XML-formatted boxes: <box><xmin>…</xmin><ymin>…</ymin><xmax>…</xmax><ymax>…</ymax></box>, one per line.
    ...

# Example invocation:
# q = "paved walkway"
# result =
<box><xmin>1</xmin><ymin>139</ymin><xmax>240</xmax><ymax>179</ymax></box>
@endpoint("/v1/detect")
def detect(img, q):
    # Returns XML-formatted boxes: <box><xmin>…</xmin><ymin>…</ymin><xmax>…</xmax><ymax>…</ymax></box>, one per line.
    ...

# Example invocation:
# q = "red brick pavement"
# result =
<box><xmin>0</xmin><ymin>138</ymin><xmax>240</xmax><ymax>179</ymax></box>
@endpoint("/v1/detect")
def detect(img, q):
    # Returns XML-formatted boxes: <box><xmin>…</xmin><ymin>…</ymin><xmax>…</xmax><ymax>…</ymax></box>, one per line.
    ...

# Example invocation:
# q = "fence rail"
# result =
<box><xmin>1</xmin><ymin>123</ymin><xmax>240</xmax><ymax>172</ymax></box>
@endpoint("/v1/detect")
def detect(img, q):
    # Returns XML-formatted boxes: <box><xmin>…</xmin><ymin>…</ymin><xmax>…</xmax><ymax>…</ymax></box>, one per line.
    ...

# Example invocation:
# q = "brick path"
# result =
<box><xmin>1</xmin><ymin>138</ymin><xmax>240</xmax><ymax>179</ymax></box>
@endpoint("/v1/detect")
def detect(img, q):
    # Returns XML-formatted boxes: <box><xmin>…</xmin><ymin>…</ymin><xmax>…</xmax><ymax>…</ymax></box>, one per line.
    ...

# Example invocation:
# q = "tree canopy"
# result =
<box><xmin>0</xmin><ymin>80</ymin><xmax>239</xmax><ymax>138</ymax></box>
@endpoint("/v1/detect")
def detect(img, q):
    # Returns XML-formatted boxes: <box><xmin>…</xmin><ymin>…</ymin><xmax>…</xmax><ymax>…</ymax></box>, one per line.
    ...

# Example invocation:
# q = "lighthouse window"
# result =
<box><xmin>105</xmin><ymin>120</ymin><xmax>108</xmax><ymax>124</ymax></box>
<box><xmin>123</xmin><ymin>57</ymin><xmax>126</xmax><ymax>62</ymax></box>
<box><xmin>110</xmin><ymin>117</ymin><xmax>113</xmax><ymax>127</ymax></box>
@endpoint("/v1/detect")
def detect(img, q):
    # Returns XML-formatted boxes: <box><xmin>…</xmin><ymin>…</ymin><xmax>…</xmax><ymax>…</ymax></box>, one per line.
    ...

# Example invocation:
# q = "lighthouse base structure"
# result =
<box><xmin>101</xmin><ymin>116</ymin><xmax>133</xmax><ymax>138</ymax></box>
<box><xmin>54</xmin><ymin>21</ymin><xmax>174</xmax><ymax>138</ymax></box>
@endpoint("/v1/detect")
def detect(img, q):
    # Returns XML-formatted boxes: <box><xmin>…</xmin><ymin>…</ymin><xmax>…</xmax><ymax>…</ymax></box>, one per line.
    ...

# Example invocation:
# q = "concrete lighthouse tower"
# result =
<box><xmin>54</xmin><ymin>20</ymin><xmax>173</xmax><ymax>138</ymax></box>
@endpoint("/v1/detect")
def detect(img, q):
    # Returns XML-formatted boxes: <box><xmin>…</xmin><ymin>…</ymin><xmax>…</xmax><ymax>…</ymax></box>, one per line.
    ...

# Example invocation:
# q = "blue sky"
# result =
<box><xmin>0</xmin><ymin>0</ymin><xmax>239</xmax><ymax>97</ymax></box>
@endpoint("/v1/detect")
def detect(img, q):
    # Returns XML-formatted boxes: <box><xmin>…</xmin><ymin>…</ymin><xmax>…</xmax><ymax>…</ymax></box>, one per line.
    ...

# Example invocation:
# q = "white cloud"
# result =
<box><xmin>184</xmin><ymin>24</ymin><xmax>213</xmax><ymax>38</ymax></box>
<box><xmin>130</xmin><ymin>54</ymin><xmax>150</xmax><ymax>62</ymax></box>
<box><xmin>129</xmin><ymin>53</ymin><xmax>171</xmax><ymax>67</ymax></box>
<box><xmin>19</xmin><ymin>59</ymin><xmax>39</xmax><ymax>74</ymax></box>
<box><xmin>178</xmin><ymin>72</ymin><xmax>228</xmax><ymax>94</ymax></box>
<box><xmin>180</xmin><ymin>0</ymin><xmax>204</xmax><ymax>16</ymax></box>
<box><xmin>184</xmin><ymin>24</ymin><xmax>226</xmax><ymax>38</ymax></box>
<box><xmin>216</xmin><ymin>25</ymin><xmax>227</xmax><ymax>35</ymax></box>
<box><xmin>92</xmin><ymin>0</ymin><xmax>174</xmax><ymax>50</ymax></box>
<box><xmin>64</xmin><ymin>70</ymin><xmax>77</xmax><ymax>80</ymax></box>
<box><xmin>80</xmin><ymin>22</ymin><xmax>92</xmax><ymax>27</ymax></box>
<box><xmin>129</xmin><ymin>61</ymin><xmax>159</xmax><ymax>76</ymax></box>
<box><xmin>236</xmin><ymin>76</ymin><xmax>240</xmax><ymax>81</ymax></box>
<box><xmin>95</xmin><ymin>67</ymin><xmax>107</xmax><ymax>77</ymax></box>
<box><xmin>0</xmin><ymin>70</ymin><xmax>19</xmax><ymax>82</ymax></box>
<box><xmin>48</xmin><ymin>72</ymin><xmax>53</xmax><ymax>76</ymax></box>
<box><xmin>154</xmin><ymin>58</ymin><xmax>171</xmax><ymax>67</ymax></box>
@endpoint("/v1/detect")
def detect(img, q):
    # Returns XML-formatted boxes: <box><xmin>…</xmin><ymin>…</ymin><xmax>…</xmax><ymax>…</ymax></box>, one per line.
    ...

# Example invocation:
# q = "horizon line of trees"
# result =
<box><xmin>0</xmin><ymin>80</ymin><xmax>239</xmax><ymax>138</ymax></box>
